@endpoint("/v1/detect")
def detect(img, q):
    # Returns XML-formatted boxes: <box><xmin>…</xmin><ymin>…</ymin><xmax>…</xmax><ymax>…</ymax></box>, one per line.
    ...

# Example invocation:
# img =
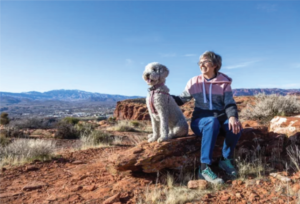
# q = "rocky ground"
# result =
<box><xmin>1</xmin><ymin>96</ymin><xmax>300</xmax><ymax>204</ymax></box>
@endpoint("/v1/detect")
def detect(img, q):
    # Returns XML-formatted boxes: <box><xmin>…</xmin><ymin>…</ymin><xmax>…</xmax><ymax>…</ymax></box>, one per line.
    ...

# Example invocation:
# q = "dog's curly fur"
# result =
<box><xmin>142</xmin><ymin>62</ymin><xmax>188</xmax><ymax>143</ymax></box>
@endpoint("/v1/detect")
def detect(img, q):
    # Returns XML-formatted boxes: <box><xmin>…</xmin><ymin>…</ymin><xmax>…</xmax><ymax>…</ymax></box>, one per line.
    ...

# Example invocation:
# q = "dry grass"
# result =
<box><xmin>31</xmin><ymin>129</ymin><xmax>53</xmax><ymax>138</ymax></box>
<box><xmin>240</xmin><ymin>93</ymin><xmax>300</xmax><ymax>123</ymax></box>
<box><xmin>0</xmin><ymin>139</ymin><xmax>56</xmax><ymax>167</ymax></box>
<box><xmin>235</xmin><ymin>147</ymin><xmax>267</xmax><ymax>179</ymax></box>
<box><xmin>139</xmin><ymin>185</ymin><xmax>207</xmax><ymax>204</ymax></box>
<box><xmin>107</xmin><ymin>120</ymin><xmax>137</xmax><ymax>132</ymax></box>
<box><xmin>80</xmin><ymin>130</ymin><xmax>113</xmax><ymax>149</ymax></box>
<box><xmin>128</xmin><ymin>134</ymin><xmax>147</xmax><ymax>146</ymax></box>
<box><xmin>107</xmin><ymin>120</ymin><xmax>152</xmax><ymax>133</ymax></box>
<box><xmin>287</xmin><ymin>144</ymin><xmax>300</xmax><ymax>172</ymax></box>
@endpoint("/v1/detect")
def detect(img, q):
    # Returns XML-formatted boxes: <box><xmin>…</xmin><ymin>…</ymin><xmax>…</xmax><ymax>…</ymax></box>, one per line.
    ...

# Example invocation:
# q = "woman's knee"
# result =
<box><xmin>205</xmin><ymin>117</ymin><xmax>220</xmax><ymax>129</ymax></box>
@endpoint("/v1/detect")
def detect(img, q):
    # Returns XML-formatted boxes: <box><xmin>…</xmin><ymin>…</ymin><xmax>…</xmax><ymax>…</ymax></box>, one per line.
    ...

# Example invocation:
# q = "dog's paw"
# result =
<box><xmin>157</xmin><ymin>137</ymin><xmax>168</xmax><ymax>143</ymax></box>
<box><xmin>148</xmin><ymin>137</ymin><xmax>157</xmax><ymax>143</ymax></box>
<box><xmin>148</xmin><ymin>134</ymin><xmax>159</xmax><ymax>143</ymax></box>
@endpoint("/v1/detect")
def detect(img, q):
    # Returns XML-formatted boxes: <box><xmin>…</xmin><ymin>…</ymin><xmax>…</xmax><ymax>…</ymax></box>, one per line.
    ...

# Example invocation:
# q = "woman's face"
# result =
<box><xmin>199</xmin><ymin>57</ymin><xmax>217</xmax><ymax>76</ymax></box>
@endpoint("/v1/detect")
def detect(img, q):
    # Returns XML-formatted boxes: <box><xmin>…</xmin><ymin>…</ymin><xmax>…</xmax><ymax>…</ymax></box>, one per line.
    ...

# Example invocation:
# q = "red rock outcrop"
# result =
<box><xmin>114</xmin><ymin>96</ymin><xmax>255</xmax><ymax>121</ymax></box>
<box><xmin>114</xmin><ymin>127</ymin><xmax>284</xmax><ymax>173</ymax></box>
<box><xmin>113</xmin><ymin>99</ymin><xmax>150</xmax><ymax>120</ymax></box>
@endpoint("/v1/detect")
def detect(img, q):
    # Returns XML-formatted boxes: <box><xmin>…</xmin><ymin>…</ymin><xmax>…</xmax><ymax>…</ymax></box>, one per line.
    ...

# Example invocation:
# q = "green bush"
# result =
<box><xmin>0</xmin><ymin>112</ymin><xmax>10</xmax><ymax>125</ymax></box>
<box><xmin>55</xmin><ymin>121</ymin><xmax>79</xmax><ymax>139</ymax></box>
<box><xmin>62</xmin><ymin>117</ymin><xmax>80</xmax><ymax>125</ymax></box>
<box><xmin>131</xmin><ymin>121</ymin><xmax>141</xmax><ymax>128</ymax></box>
<box><xmin>0</xmin><ymin>133</ymin><xmax>10</xmax><ymax>147</ymax></box>
<box><xmin>97</xmin><ymin>116</ymin><xmax>107</xmax><ymax>121</ymax></box>
<box><xmin>74</xmin><ymin>122</ymin><xmax>94</xmax><ymax>135</ymax></box>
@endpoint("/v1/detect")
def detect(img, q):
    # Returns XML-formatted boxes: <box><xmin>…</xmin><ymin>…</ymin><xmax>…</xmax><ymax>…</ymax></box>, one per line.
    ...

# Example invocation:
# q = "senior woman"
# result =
<box><xmin>173</xmin><ymin>51</ymin><xmax>242</xmax><ymax>184</ymax></box>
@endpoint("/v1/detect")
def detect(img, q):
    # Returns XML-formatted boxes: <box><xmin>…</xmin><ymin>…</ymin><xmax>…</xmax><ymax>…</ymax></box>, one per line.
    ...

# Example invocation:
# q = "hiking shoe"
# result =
<box><xmin>198</xmin><ymin>167</ymin><xmax>224</xmax><ymax>184</ymax></box>
<box><xmin>219</xmin><ymin>158</ymin><xmax>238</xmax><ymax>178</ymax></box>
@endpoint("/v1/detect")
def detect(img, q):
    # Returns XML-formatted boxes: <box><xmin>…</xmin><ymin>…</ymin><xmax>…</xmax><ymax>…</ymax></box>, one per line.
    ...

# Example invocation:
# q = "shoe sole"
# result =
<box><xmin>219</xmin><ymin>163</ymin><xmax>238</xmax><ymax>178</ymax></box>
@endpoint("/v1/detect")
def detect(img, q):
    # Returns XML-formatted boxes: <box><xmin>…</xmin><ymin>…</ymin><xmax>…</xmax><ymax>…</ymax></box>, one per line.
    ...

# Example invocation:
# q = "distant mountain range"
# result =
<box><xmin>0</xmin><ymin>89</ymin><xmax>299</xmax><ymax>106</ymax></box>
<box><xmin>232</xmin><ymin>88</ymin><xmax>300</xmax><ymax>96</ymax></box>
<box><xmin>0</xmin><ymin>90</ymin><xmax>142</xmax><ymax>105</ymax></box>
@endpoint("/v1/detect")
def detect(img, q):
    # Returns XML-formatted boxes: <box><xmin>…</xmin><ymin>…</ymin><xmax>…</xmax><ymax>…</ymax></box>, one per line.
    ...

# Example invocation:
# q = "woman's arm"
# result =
<box><xmin>172</xmin><ymin>89</ymin><xmax>193</xmax><ymax>106</ymax></box>
<box><xmin>224</xmin><ymin>84</ymin><xmax>241</xmax><ymax>134</ymax></box>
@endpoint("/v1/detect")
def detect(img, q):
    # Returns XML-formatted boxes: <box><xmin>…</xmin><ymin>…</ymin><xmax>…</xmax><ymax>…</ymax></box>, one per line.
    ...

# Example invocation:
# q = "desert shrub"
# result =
<box><xmin>240</xmin><ymin>93</ymin><xmax>300</xmax><ymax>122</ymax></box>
<box><xmin>107</xmin><ymin>120</ymin><xmax>137</xmax><ymax>132</ymax></box>
<box><xmin>0</xmin><ymin>139</ymin><xmax>56</xmax><ymax>166</ymax></box>
<box><xmin>14</xmin><ymin>117</ymin><xmax>57</xmax><ymax>129</ymax></box>
<box><xmin>55</xmin><ymin>121</ymin><xmax>79</xmax><ymax>139</ymax></box>
<box><xmin>1</xmin><ymin>127</ymin><xmax>25</xmax><ymax>138</ymax></box>
<box><xmin>62</xmin><ymin>117</ymin><xmax>80</xmax><ymax>125</ymax></box>
<box><xmin>31</xmin><ymin>129</ymin><xmax>53</xmax><ymax>138</ymax></box>
<box><xmin>131</xmin><ymin>120</ymin><xmax>141</xmax><ymax>128</ymax></box>
<box><xmin>0</xmin><ymin>133</ymin><xmax>10</xmax><ymax>147</ymax></box>
<box><xmin>107</xmin><ymin>117</ymin><xmax>116</xmax><ymax>124</ymax></box>
<box><xmin>0</xmin><ymin>112</ymin><xmax>10</xmax><ymax>125</ymax></box>
<box><xmin>97</xmin><ymin>116</ymin><xmax>107</xmax><ymax>121</ymax></box>
<box><xmin>80</xmin><ymin>130</ymin><xmax>113</xmax><ymax>148</ymax></box>
<box><xmin>74</xmin><ymin>122</ymin><xmax>94</xmax><ymax>135</ymax></box>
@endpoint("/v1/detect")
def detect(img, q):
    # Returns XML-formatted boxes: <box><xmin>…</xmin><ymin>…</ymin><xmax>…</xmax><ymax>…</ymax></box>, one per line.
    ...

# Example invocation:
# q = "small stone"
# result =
<box><xmin>25</xmin><ymin>165</ymin><xmax>39</xmax><ymax>172</ymax></box>
<box><xmin>220</xmin><ymin>195</ymin><xmax>230</xmax><ymax>201</ymax></box>
<box><xmin>0</xmin><ymin>192</ymin><xmax>23</xmax><ymax>198</ymax></box>
<box><xmin>23</xmin><ymin>182</ymin><xmax>46</xmax><ymax>191</ymax></box>
<box><xmin>72</xmin><ymin>160</ymin><xmax>86</xmax><ymax>165</ymax></box>
<box><xmin>83</xmin><ymin>184</ymin><xmax>96</xmax><ymax>191</ymax></box>
<box><xmin>236</xmin><ymin>193</ymin><xmax>242</xmax><ymax>198</ymax></box>
<box><xmin>103</xmin><ymin>193</ymin><xmax>120</xmax><ymax>204</ymax></box>
<box><xmin>249</xmin><ymin>193</ymin><xmax>257</xmax><ymax>202</ymax></box>
<box><xmin>68</xmin><ymin>185</ymin><xmax>82</xmax><ymax>192</ymax></box>
<box><xmin>187</xmin><ymin>180</ymin><xmax>208</xmax><ymax>190</ymax></box>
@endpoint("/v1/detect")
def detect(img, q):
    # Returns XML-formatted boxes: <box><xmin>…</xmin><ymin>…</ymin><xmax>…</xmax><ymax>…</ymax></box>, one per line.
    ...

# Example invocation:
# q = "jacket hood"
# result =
<box><xmin>200</xmin><ymin>72</ymin><xmax>232</xmax><ymax>84</ymax></box>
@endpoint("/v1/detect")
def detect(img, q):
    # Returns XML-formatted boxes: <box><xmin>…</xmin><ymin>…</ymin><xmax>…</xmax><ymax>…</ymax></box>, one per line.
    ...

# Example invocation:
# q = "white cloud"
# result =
<box><xmin>160</xmin><ymin>53</ymin><xmax>176</xmax><ymax>58</ymax></box>
<box><xmin>184</xmin><ymin>54</ymin><xmax>197</xmax><ymax>57</ymax></box>
<box><xmin>257</xmin><ymin>3</ymin><xmax>277</xmax><ymax>12</ymax></box>
<box><xmin>223</xmin><ymin>60</ymin><xmax>260</xmax><ymax>69</ymax></box>
<box><xmin>126</xmin><ymin>59</ymin><xmax>133</xmax><ymax>65</ymax></box>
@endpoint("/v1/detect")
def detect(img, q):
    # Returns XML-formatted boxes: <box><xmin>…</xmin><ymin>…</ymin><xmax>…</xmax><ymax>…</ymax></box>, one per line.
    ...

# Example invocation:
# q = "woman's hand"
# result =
<box><xmin>228</xmin><ymin>117</ymin><xmax>242</xmax><ymax>134</ymax></box>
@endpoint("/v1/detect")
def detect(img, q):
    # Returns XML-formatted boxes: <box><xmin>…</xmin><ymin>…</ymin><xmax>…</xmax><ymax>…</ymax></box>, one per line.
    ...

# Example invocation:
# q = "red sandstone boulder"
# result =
<box><xmin>114</xmin><ymin>127</ymin><xmax>284</xmax><ymax>173</ymax></box>
<box><xmin>269</xmin><ymin>116</ymin><xmax>300</xmax><ymax>144</ymax></box>
<box><xmin>113</xmin><ymin>96</ymin><xmax>252</xmax><ymax>121</ymax></box>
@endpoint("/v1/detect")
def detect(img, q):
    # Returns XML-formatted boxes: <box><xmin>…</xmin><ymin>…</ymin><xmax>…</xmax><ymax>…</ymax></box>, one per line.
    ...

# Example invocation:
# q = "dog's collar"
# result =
<box><xmin>148</xmin><ymin>82</ymin><xmax>165</xmax><ymax>92</ymax></box>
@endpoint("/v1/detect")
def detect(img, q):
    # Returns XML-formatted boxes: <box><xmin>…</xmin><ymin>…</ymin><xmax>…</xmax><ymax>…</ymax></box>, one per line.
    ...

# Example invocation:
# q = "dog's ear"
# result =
<box><xmin>159</xmin><ymin>64</ymin><xmax>169</xmax><ymax>78</ymax></box>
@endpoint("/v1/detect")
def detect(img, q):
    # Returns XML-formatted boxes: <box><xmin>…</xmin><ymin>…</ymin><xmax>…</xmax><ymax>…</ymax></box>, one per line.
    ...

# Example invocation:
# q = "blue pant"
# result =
<box><xmin>191</xmin><ymin>117</ymin><xmax>242</xmax><ymax>165</ymax></box>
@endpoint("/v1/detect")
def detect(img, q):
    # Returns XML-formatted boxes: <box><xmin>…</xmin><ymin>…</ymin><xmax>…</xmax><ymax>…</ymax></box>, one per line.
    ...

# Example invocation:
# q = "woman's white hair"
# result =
<box><xmin>199</xmin><ymin>51</ymin><xmax>222</xmax><ymax>74</ymax></box>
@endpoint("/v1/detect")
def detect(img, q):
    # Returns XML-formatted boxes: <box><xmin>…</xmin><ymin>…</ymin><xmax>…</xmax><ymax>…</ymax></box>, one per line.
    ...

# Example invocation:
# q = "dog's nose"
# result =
<box><xmin>146</xmin><ymin>73</ymin><xmax>150</xmax><ymax>78</ymax></box>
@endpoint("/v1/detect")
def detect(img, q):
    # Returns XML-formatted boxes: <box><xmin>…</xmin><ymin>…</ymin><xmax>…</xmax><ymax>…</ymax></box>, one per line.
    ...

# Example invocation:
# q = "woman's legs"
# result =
<box><xmin>191</xmin><ymin>117</ymin><xmax>220</xmax><ymax>165</ymax></box>
<box><xmin>191</xmin><ymin>117</ymin><xmax>224</xmax><ymax>184</ymax></box>
<box><xmin>221</xmin><ymin>119</ymin><xmax>242</xmax><ymax>159</ymax></box>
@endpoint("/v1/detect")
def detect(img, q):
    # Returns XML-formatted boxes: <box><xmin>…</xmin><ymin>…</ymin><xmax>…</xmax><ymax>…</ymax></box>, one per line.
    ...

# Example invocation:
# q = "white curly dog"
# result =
<box><xmin>142</xmin><ymin>62</ymin><xmax>188</xmax><ymax>143</ymax></box>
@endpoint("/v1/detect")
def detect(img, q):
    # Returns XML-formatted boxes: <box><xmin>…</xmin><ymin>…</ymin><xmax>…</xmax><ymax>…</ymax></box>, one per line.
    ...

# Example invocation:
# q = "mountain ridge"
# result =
<box><xmin>0</xmin><ymin>88</ymin><xmax>300</xmax><ymax>104</ymax></box>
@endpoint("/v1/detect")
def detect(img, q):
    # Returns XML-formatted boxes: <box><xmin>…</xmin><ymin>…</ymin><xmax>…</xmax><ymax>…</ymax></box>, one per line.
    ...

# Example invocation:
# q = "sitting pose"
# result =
<box><xmin>173</xmin><ymin>51</ymin><xmax>242</xmax><ymax>184</ymax></box>
<box><xmin>142</xmin><ymin>62</ymin><xmax>188</xmax><ymax>143</ymax></box>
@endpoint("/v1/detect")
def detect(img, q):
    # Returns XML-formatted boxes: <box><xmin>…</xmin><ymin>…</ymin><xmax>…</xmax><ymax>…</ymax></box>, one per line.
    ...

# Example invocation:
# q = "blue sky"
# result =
<box><xmin>1</xmin><ymin>1</ymin><xmax>299</xmax><ymax>97</ymax></box>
